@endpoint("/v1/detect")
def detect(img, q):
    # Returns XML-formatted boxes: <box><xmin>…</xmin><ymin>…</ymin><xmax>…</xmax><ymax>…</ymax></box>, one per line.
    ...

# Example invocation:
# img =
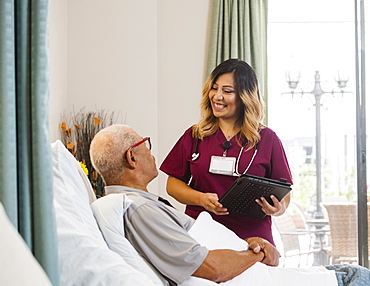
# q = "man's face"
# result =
<box><xmin>144</xmin><ymin>149</ymin><xmax>159</xmax><ymax>182</ymax></box>
<box><xmin>132</xmin><ymin>132</ymin><xmax>158</xmax><ymax>182</ymax></box>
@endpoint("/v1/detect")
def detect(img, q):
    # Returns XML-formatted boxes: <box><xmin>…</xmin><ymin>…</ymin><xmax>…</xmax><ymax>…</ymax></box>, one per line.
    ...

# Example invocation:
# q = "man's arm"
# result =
<box><xmin>192</xmin><ymin>249</ymin><xmax>264</xmax><ymax>283</ymax></box>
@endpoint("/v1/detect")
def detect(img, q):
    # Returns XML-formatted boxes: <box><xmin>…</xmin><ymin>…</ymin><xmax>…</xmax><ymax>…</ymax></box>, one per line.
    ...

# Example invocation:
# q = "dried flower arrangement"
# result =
<box><xmin>60</xmin><ymin>108</ymin><xmax>119</xmax><ymax>197</ymax></box>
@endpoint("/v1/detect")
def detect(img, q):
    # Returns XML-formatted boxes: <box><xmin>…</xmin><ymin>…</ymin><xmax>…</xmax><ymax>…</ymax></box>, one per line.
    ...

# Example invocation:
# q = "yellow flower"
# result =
<box><xmin>79</xmin><ymin>161</ymin><xmax>89</xmax><ymax>176</ymax></box>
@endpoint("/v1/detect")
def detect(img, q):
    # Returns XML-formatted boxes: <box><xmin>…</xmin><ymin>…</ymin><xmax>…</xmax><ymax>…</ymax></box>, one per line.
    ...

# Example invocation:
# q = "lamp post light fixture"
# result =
<box><xmin>284</xmin><ymin>70</ymin><xmax>349</xmax><ymax>219</ymax></box>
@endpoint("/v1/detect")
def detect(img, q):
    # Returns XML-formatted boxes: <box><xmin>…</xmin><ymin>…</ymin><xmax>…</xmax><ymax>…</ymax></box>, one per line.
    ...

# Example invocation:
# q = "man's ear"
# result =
<box><xmin>125</xmin><ymin>149</ymin><xmax>138</xmax><ymax>169</ymax></box>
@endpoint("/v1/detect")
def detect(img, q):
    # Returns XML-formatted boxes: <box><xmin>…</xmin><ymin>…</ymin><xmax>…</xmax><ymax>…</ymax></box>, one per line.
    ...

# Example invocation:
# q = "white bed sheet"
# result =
<box><xmin>185</xmin><ymin>212</ymin><xmax>338</xmax><ymax>286</ymax></box>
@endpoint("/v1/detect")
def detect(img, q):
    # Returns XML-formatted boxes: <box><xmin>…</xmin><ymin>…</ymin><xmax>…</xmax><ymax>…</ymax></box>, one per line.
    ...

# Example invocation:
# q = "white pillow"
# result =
<box><xmin>51</xmin><ymin>140</ymin><xmax>157</xmax><ymax>286</ymax></box>
<box><xmin>188</xmin><ymin>212</ymin><xmax>249</xmax><ymax>251</ymax></box>
<box><xmin>91</xmin><ymin>193</ymin><xmax>169</xmax><ymax>286</ymax></box>
<box><xmin>0</xmin><ymin>203</ymin><xmax>52</xmax><ymax>286</ymax></box>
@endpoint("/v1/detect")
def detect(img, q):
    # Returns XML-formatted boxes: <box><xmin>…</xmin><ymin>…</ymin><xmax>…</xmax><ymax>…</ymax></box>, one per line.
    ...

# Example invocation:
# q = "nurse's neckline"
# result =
<box><xmin>219</xmin><ymin>125</ymin><xmax>240</xmax><ymax>141</ymax></box>
<box><xmin>225</xmin><ymin>132</ymin><xmax>240</xmax><ymax>140</ymax></box>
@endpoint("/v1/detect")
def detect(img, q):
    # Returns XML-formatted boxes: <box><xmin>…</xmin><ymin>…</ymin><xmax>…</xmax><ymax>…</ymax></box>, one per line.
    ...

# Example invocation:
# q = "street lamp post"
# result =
<box><xmin>313</xmin><ymin>72</ymin><xmax>323</xmax><ymax>218</ymax></box>
<box><xmin>284</xmin><ymin>70</ymin><xmax>349</xmax><ymax>265</ymax></box>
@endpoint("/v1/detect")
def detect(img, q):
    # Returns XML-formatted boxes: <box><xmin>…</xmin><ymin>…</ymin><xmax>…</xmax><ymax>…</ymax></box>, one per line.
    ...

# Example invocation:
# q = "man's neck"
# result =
<box><xmin>106</xmin><ymin>169</ymin><xmax>151</xmax><ymax>193</ymax></box>
<box><xmin>116</xmin><ymin>173</ymin><xmax>149</xmax><ymax>192</ymax></box>
<box><xmin>121</xmin><ymin>182</ymin><xmax>149</xmax><ymax>192</ymax></box>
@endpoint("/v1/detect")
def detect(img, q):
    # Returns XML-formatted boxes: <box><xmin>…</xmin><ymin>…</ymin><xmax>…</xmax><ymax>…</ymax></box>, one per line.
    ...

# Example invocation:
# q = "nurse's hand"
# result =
<box><xmin>200</xmin><ymin>193</ymin><xmax>229</xmax><ymax>215</ymax></box>
<box><xmin>255</xmin><ymin>194</ymin><xmax>290</xmax><ymax>216</ymax></box>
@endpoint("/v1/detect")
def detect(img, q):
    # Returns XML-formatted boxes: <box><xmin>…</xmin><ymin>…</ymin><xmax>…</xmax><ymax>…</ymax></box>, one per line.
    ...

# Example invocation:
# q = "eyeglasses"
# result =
<box><xmin>127</xmin><ymin>137</ymin><xmax>151</xmax><ymax>151</ymax></box>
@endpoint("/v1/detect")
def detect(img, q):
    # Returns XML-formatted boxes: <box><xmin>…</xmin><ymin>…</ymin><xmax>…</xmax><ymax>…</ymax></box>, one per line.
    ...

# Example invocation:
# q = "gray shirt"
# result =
<box><xmin>105</xmin><ymin>186</ymin><xmax>209</xmax><ymax>285</ymax></box>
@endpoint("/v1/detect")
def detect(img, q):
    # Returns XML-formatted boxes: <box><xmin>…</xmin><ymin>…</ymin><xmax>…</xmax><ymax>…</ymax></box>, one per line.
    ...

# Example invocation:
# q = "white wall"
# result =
<box><xmin>49</xmin><ymin>0</ymin><xmax>68</xmax><ymax>141</ymax></box>
<box><xmin>48</xmin><ymin>0</ymin><xmax>212</xmax><ymax>206</ymax></box>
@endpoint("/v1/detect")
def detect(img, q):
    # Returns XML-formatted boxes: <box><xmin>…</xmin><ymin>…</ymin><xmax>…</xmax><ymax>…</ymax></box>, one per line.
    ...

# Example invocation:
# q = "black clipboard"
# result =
<box><xmin>219</xmin><ymin>174</ymin><xmax>292</xmax><ymax>219</ymax></box>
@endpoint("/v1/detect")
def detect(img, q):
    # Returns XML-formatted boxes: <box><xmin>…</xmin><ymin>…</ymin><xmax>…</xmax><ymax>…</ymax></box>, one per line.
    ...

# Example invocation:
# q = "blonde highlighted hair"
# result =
<box><xmin>192</xmin><ymin>59</ymin><xmax>265</xmax><ymax>149</ymax></box>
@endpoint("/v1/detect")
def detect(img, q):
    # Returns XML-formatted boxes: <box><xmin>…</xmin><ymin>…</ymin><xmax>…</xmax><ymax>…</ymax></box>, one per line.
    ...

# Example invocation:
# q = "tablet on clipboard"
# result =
<box><xmin>219</xmin><ymin>174</ymin><xmax>292</xmax><ymax>219</ymax></box>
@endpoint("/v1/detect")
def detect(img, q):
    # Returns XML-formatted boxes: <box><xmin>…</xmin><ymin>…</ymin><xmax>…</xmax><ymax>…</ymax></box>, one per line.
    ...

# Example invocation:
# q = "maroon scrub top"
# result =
<box><xmin>160</xmin><ymin>126</ymin><xmax>293</xmax><ymax>245</ymax></box>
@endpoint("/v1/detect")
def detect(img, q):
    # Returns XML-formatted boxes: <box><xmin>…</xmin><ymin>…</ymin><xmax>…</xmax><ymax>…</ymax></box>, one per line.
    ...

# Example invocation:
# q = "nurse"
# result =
<box><xmin>160</xmin><ymin>59</ymin><xmax>293</xmax><ymax>245</ymax></box>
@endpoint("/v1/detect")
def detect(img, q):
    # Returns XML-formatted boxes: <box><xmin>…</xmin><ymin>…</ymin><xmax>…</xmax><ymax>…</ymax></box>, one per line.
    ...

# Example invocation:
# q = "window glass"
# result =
<box><xmin>268</xmin><ymin>0</ymin><xmax>358</xmax><ymax>267</ymax></box>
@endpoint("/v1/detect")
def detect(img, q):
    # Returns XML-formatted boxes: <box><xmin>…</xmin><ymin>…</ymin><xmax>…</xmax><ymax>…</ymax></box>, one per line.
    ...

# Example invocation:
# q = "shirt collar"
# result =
<box><xmin>105</xmin><ymin>185</ymin><xmax>138</xmax><ymax>194</ymax></box>
<box><xmin>105</xmin><ymin>185</ymin><xmax>159</xmax><ymax>201</ymax></box>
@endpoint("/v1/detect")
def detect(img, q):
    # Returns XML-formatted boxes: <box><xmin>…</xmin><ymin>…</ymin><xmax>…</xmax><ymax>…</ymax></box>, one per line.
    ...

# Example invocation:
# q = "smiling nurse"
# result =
<box><xmin>160</xmin><ymin>59</ymin><xmax>293</xmax><ymax>245</ymax></box>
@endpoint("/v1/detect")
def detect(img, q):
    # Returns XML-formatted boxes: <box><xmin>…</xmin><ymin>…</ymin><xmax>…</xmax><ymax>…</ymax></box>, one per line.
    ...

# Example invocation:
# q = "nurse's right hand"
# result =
<box><xmin>200</xmin><ymin>193</ymin><xmax>229</xmax><ymax>215</ymax></box>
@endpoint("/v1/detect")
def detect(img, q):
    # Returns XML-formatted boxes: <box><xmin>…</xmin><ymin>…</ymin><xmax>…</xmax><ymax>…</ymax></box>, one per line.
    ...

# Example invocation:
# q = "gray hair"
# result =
<box><xmin>90</xmin><ymin>124</ymin><xmax>137</xmax><ymax>184</ymax></box>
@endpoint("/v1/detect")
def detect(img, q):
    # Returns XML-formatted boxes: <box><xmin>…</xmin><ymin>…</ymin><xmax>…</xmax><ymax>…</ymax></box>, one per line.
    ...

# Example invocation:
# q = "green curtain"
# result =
<box><xmin>0</xmin><ymin>1</ymin><xmax>59</xmax><ymax>285</ymax></box>
<box><xmin>207</xmin><ymin>0</ymin><xmax>268</xmax><ymax>122</ymax></box>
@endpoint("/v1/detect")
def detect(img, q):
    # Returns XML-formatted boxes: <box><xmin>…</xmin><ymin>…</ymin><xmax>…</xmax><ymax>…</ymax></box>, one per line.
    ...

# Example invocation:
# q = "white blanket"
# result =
<box><xmin>184</xmin><ymin>212</ymin><xmax>338</xmax><ymax>286</ymax></box>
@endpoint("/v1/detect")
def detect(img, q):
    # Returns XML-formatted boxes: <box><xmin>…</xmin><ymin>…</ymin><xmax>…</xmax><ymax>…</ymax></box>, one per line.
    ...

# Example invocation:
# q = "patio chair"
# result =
<box><xmin>323</xmin><ymin>203</ymin><xmax>358</xmax><ymax>264</ymax></box>
<box><xmin>273</xmin><ymin>204</ymin><xmax>323</xmax><ymax>267</ymax></box>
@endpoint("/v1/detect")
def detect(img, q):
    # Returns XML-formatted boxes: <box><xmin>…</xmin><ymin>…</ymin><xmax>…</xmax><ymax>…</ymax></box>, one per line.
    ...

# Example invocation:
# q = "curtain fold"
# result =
<box><xmin>0</xmin><ymin>1</ymin><xmax>59</xmax><ymax>285</ymax></box>
<box><xmin>207</xmin><ymin>0</ymin><xmax>268</xmax><ymax>122</ymax></box>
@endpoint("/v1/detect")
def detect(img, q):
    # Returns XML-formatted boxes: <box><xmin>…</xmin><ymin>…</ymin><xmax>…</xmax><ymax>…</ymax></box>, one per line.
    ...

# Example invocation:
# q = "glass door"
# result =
<box><xmin>267</xmin><ymin>0</ymin><xmax>367</xmax><ymax>267</ymax></box>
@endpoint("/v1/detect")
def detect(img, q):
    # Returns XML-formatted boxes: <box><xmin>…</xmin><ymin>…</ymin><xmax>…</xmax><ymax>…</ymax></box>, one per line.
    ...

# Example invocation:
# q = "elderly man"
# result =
<box><xmin>90</xmin><ymin>124</ymin><xmax>369</xmax><ymax>286</ymax></box>
<box><xmin>89</xmin><ymin>124</ymin><xmax>279</xmax><ymax>285</ymax></box>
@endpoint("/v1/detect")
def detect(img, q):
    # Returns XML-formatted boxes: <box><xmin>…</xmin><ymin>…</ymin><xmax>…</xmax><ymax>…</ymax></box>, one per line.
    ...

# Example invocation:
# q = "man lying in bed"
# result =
<box><xmin>89</xmin><ymin>124</ymin><xmax>369</xmax><ymax>286</ymax></box>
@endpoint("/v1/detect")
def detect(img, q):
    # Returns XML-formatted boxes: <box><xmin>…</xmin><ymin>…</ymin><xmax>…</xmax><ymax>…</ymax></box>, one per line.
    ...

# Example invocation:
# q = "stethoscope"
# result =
<box><xmin>191</xmin><ymin>138</ymin><xmax>259</xmax><ymax>176</ymax></box>
<box><xmin>233</xmin><ymin>141</ymin><xmax>259</xmax><ymax>176</ymax></box>
<box><xmin>191</xmin><ymin>138</ymin><xmax>200</xmax><ymax>161</ymax></box>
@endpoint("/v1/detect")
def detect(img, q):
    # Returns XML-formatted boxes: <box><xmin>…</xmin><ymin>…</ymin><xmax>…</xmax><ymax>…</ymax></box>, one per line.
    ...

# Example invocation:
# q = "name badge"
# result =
<box><xmin>209</xmin><ymin>156</ymin><xmax>236</xmax><ymax>175</ymax></box>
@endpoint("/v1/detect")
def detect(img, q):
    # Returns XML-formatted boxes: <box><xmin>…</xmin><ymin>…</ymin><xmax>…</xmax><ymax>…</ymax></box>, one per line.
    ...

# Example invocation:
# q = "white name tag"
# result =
<box><xmin>209</xmin><ymin>156</ymin><xmax>236</xmax><ymax>175</ymax></box>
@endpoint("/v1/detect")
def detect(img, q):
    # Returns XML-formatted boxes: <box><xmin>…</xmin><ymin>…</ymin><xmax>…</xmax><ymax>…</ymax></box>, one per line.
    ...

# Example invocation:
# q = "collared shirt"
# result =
<box><xmin>105</xmin><ymin>186</ymin><xmax>209</xmax><ymax>285</ymax></box>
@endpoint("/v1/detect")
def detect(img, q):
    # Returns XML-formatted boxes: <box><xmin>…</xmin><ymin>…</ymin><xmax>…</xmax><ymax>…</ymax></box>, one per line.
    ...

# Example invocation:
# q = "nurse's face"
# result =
<box><xmin>208</xmin><ymin>73</ymin><xmax>242</xmax><ymax>122</ymax></box>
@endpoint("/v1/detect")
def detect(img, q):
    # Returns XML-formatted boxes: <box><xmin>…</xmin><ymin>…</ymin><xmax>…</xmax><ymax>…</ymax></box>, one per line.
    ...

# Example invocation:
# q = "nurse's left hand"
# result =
<box><xmin>255</xmin><ymin>194</ymin><xmax>290</xmax><ymax>216</ymax></box>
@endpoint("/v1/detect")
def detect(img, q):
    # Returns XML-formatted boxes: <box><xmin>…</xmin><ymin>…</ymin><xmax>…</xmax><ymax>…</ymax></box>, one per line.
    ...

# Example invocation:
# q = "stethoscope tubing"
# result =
<box><xmin>191</xmin><ymin>138</ymin><xmax>259</xmax><ymax>177</ymax></box>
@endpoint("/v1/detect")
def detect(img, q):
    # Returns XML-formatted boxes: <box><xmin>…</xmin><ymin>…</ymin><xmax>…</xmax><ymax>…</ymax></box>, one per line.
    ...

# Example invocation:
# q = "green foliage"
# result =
<box><xmin>291</xmin><ymin>162</ymin><xmax>356</xmax><ymax>214</ymax></box>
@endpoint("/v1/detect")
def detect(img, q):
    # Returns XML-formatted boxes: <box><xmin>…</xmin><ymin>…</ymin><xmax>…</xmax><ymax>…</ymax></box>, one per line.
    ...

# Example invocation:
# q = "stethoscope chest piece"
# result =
<box><xmin>191</xmin><ymin>152</ymin><xmax>200</xmax><ymax>161</ymax></box>
<box><xmin>192</xmin><ymin>138</ymin><xmax>201</xmax><ymax>161</ymax></box>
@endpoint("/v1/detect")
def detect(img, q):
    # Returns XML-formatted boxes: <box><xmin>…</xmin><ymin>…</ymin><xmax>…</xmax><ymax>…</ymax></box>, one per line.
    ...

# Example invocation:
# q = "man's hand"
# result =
<box><xmin>245</xmin><ymin>237</ymin><xmax>280</xmax><ymax>266</ymax></box>
<box><xmin>200</xmin><ymin>193</ymin><xmax>229</xmax><ymax>215</ymax></box>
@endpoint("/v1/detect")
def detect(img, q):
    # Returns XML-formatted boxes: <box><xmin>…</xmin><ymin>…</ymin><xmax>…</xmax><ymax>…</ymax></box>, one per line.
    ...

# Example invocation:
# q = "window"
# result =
<box><xmin>268</xmin><ymin>0</ymin><xmax>362</xmax><ymax>267</ymax></box>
